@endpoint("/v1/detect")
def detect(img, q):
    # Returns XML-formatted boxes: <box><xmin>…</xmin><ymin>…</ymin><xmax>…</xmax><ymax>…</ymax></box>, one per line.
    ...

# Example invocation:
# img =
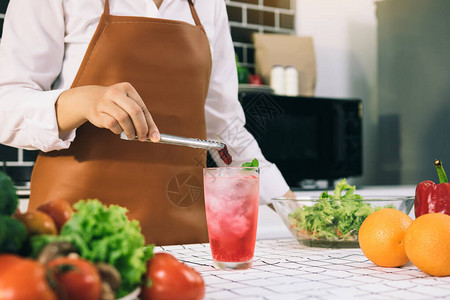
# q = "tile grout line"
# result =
<box><xmin>229</xmin><ymin>21</ymin><xmax>294</xmax><ymax>33</ymax></box>
<box><xmin>0</xmin><ymin>161</ymin><xmax>35</xmax><ymax>167</ymax></box>
<box><xmin>274</xmin><ymin>9</ymin><xmax>280</xmax><ymax>30</ymax></box>
<box><xmin>227</xmin><ymin>1</ymin><xmax>295</xmax><ymax>15</ymax></box>
<box><xmin>233</xmin><ymin>41</ymin><xmax>254</xmax><ymax>48</ymax></box>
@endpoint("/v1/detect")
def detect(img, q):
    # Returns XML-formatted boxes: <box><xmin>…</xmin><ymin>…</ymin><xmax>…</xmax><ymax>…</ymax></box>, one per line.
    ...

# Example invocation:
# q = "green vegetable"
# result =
<box><xmin>0</xmin><ymin>171</ymin><xmax>18</xmax><ymax>216</ymax></box>
<box><xmin>0</xmin><ymin>215</ymin><xmax>27</xmax><ymax>254</ymax></box>
<box><xmin>241</xmin><ymin>158</ymin><xmax>259</xmax><ymax>168</ymax></box>
<box><xmin>0</xmin><ymin>171</ymin><xmax>25</xmax><ymax>254</ymax></box>
<box><xmin>32</xmin><ymin>199</ymin><xmax>154</xmax><ymax>297</ymax></box>
<box><xmin>319</xmin><ymin>178</ymin><xmax>362</xmax><ymax>200</ymax></box>
<box><xmin>289</xmin><ymin>179</ymin><xmax>392</xmax><ymax>241</ymax></box>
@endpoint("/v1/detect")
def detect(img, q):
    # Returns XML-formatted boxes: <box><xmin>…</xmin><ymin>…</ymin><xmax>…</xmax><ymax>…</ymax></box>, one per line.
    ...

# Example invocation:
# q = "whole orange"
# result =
<box><xmin>358</xmin><ymin>208</ymin><xmax>413</xmax><ymax>267</ymax></box>
<box><xmin>404</xmin><ymin>213</ymin><xmax>450</xmax><ymax>276</ymax></box>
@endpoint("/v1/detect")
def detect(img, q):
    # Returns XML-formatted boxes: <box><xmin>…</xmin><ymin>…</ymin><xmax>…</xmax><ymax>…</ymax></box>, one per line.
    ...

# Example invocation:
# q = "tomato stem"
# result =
<box><xmin>145</xmin><ymin>278</ymin><xmax>153</xmax><ymax>288</ymax></box>
<box><xmin>55</xmin><ymin>264</ymin><xmax>77</xmax><ymax>274</ymax></box>
<box><xmin>434</xmin><ymin>159</ymin><xmax>448</xmax><ymax>184</ymax></box>
<box><xmin>46</xmin><ymin>269</ymin><xmax>58</xmax><ymax>291</ymax></box>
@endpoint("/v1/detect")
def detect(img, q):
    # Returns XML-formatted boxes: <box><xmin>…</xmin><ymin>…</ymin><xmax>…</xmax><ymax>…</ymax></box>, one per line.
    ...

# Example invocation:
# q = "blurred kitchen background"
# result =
<box><xmin>1</xmin><ymin>0</ymin><xmax>450</xmax><ymax>189</ymax></box>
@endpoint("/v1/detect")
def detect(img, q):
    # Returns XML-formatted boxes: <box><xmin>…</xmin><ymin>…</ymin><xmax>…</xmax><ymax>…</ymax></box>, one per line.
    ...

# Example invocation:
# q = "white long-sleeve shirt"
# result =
<box><xmin>0</xmin><ymin>0</ymin><xmax>290</xmax><ymax>204</ymax></box>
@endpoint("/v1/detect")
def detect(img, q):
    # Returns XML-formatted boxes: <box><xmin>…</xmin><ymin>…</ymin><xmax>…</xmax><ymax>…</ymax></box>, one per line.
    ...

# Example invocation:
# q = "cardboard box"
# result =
<box><xmin>253</xmin><ymin>34</ymin><xmax>317</xmax><ymax>96</ymax></box>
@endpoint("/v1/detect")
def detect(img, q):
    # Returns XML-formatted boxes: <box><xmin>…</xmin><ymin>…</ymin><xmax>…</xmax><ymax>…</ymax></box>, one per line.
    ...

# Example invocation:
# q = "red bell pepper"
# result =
<box><xmin>415</xmin><ymin>159</ymin><xmax>450</xmax><ymax>218</ymax></box>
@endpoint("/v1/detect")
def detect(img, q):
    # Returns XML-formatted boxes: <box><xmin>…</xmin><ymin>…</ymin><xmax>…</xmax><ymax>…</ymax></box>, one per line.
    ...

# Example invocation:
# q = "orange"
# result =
<box><xmin>358</xmin><ymin>208</ymin><xmax>413</xmax><ymax>267</ymax></box>
<box><xmin>404</xmin><ymin>213</ymin><xmax>450</xmax><ymax>276</ymax></box>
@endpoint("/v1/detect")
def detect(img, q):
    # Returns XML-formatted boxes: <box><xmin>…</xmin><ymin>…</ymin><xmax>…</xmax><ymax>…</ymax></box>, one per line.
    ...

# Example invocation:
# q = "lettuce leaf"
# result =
<box><xmin>32</xmin><ymin>199</ymin><xmax>153</xmax><ymax>297</ymax></box>
<box><xmin>289</xmin><ymin>179</ymin><xmax>392</xmax><ymax>240</ymax></box>
<box><xmin>319</xmin><ymin>178</ymin><xmax>362</xmax><ymax>200</ymax></box>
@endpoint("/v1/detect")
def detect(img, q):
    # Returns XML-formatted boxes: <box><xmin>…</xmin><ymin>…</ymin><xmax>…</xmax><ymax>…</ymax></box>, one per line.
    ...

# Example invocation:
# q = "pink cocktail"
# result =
<box><xmin>203</xmin><ymin>167</ymin><xmax>260</xmax><ymax>270</ymax></box>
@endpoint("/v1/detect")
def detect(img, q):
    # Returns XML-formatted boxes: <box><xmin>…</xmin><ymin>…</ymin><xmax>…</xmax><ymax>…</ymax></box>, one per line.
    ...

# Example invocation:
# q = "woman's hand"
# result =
<box><xmin>267</xmin><ymin>190</ymin><xmax>295</xmax><ymax>211</ymax></box>
<box><xmin>283</xmin><ymin>190</ymin><xmax>296</xmax><ymax>198</ymax></box>
<box><xmin>55</xmin><ymin>82</ymin><xmax>160</xmax><ymax>142</ymax></box>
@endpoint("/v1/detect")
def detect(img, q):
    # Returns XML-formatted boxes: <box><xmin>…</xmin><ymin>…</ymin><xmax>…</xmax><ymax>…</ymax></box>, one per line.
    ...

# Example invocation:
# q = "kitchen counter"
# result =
<box><xmin>156</xmin><ymin>238</ymin><xmax>450</xmax><ymax>300</ymax></box>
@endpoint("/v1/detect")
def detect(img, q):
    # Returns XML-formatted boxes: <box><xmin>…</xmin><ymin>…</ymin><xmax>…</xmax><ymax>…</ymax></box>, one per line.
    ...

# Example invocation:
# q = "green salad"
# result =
<box><xmin>31</xmin><ymin>199</ymin><xmax>153</xmax><ymax>297</ymax></box>
<box><xmin>288</xmin><ymin>179</ymin><xmax>392</xmax><ymax>241</ymax></box>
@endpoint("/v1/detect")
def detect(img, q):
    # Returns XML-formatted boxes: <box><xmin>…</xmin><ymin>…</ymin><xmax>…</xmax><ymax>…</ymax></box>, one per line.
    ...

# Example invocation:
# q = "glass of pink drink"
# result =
<box><xmin>203</xmin><ymin>167</ymin><xmax>260</xmax><ymax>270</ymax></box>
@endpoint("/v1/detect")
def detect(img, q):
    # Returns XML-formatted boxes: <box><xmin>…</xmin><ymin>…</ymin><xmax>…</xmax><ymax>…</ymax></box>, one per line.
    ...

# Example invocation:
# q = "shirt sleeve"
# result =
<box><xmin>204</xmin><ymin>0</ymin><xmax>291</xmax><ymax>205</ymax></box>
<box><xmin>0</xmin><ymin>0</ymin><xmax>75</xmax><ymax>151</ymax></box>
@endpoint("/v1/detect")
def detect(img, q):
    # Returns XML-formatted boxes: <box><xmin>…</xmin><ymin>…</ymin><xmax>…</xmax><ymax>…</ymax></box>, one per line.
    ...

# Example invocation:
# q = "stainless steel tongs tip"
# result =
<box><xmin>120</xmin><ymin>132</ymin><xmax>224</xmax><ymax>150</ymax></box>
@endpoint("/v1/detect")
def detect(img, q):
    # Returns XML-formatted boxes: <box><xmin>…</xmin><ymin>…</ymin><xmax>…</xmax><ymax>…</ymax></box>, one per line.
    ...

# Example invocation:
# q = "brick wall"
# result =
<box><xmin>0</xmin><ymin>0</ymin><xmax>295</xmax><ymax>185</ymax></box>
<box><xmin>226</xmin><ymin>0</ymin><xmax>296</xmax><ymax>74</ymax></box>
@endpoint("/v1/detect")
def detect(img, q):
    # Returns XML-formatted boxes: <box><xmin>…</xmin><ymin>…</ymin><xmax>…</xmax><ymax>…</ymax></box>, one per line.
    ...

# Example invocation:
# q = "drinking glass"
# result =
<box><xmin>203</xmin><ymin>167</ymin><xmax>260</xmax><ymax>270</ymax></box>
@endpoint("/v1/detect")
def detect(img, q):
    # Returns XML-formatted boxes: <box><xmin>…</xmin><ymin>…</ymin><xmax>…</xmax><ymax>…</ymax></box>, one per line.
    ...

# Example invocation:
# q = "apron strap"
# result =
<box><xmin>187</xmin><ymin>0</ymin><xmax>203</xmax><ymax>27</ymax></box>
<box><xmin>104</xmin><ymin>0</ymin><xmax>110</xmax><ymax>16</ymax></box>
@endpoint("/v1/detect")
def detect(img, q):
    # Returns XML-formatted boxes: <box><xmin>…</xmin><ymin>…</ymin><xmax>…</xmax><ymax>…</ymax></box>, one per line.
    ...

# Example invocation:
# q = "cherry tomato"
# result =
<box><xmin>14</xmin><ymin>210</ymin><xmax>58</xmax><ymax>236</ymax></box>
<box><xmin>37</xmin><ymin>199</ymin><xmax>74</xmax><ymax>232</ymax></box>
<box><xmin>48</xmin><ymin>256</ymin><xmax>102</xmax><ymax>300</ymax></box>
<box><xmin>0</xmin><ymin>254</ymin><xmax>57</xmax><ymax>300</ymax></box>
<box><xmin>0</xmin><ymin>255</ymin><xmax>24</xmax><ymax>275</ymax></box>
<box><xmin>141</xmin><ymin>252</ymin><xmax>205</xmax><ymax>300</ymax></box>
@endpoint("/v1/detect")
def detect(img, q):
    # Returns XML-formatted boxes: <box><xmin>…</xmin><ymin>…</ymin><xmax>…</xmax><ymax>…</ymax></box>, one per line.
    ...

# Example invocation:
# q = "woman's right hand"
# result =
<box><xmin>55</xmin><ymin>82</ymin><xmax>160</xmax><ymax>142</ymax></box>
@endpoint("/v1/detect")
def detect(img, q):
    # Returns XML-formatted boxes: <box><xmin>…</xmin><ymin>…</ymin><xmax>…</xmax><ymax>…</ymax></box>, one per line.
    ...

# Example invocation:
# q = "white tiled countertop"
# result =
<box><xmin>156</xmin><ymin>238</ymin><xmax>450</xmax><ymax>300</ymax></box>
<box><xmin>156</xmin><ymin>186</ymin><xmax>435</xmax><ymax>300</ymax></box>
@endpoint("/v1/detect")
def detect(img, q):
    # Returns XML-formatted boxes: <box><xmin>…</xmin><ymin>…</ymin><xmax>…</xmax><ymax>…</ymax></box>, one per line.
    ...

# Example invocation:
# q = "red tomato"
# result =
<box><xmin>37</xmin><ymin>199</ymin><xmax>74</xmax><ymax>232</ymax></box>
<box><xmin>0</xmin><ymin>254</ymin><xmax>57</xmax><ymax>300</ymax></box>
<box><xmin>141</xmin><ymin>252</ymin><xmax>205</xmax><ymax>300</ymax></box>
<box><xmin>48</xmin><ymin>257</ymin><xmax>102</xmax><ymax>300</ymax></box>
<box><xmin>0</xmin><ymin>255</ymin><xmax>24</xmax><ymax>276</ymax></box>
<box><xmin>14</xmin><ymin>210</ymin><xmax>58</xmax><ymax>236</ymax></box>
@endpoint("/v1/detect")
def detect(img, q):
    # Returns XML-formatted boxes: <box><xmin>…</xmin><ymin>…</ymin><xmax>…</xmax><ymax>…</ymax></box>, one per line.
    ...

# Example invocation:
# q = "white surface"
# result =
<box><xmin>16</xmin><ymin>188</ymin><xmax>31</xmax><ymax>213</ymax></box>
<box><xmin>256</xmin><ymin>205</ymin><xmax>292</xmax><ymax>240</ymax></box>
<box><xmin>157</xmin><ymin>238</ymin><xmax>450</xmax><ymax>300</ymax></box>
<box><xmin>295</xmin><ymin>0</ymin><xmax>377</xmax><ymax>99</ymax></box>
<box><xmin>115</xmin><ymin>287</ymin><xmax>141</xmax><ymax>300</ymax></box>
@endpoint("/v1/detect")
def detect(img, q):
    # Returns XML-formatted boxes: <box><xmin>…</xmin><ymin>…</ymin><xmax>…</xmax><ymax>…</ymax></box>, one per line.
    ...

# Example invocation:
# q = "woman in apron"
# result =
<box><xmin>0</xmin><ymin>0</ymin><xmax>292</xmax><ymax>245</ymax></box>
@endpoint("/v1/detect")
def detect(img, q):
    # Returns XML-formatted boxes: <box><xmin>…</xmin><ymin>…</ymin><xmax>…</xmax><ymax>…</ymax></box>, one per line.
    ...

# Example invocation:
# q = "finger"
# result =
<box><xmin>99</xmin><ymin>113</ymin><xmax>123</xmax><ymax>135</ymax></box>
<box><xmin>112</xmin><ymin>96</ymin><xmax>149</xmax><ymax>141</ymax></box>
<box><xmin>123</xmin><ymin>84</ymin><xmax>160</xmax><ymax>142</ymax></box>
<box><xmin>142</xmin><ymin>105</ymin><xmax>160</xmax><ymax>143</ymax></box>
<box><xmin>99</xmin><ymin>101</ymin><xmax>136</xmax><ymax>138</ymax></box>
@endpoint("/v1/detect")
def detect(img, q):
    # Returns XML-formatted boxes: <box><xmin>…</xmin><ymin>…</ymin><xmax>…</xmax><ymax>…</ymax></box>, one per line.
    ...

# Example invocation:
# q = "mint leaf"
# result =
<box><xmin>241</xmin><ymin>158</ymin><xmax>259</xmax><ymax>167</ymax></box>
<box><xmin>251</xmin><ymin>158</ymin><xmax>259</xmax><ymax>167</ymax></box>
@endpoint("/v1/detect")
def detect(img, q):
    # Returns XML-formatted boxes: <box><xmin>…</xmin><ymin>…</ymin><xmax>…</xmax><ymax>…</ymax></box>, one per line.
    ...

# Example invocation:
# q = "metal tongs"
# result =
<box><xmin>120</xmin><ymin>132</ymin><xmax>225</xmax><ymax>150</ymax></box>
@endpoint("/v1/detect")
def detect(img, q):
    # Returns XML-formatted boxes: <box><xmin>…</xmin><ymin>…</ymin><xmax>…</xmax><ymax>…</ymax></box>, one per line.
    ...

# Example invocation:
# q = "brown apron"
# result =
<box><xmin>29</xmin><ymin>0</ymin><xmax>212</xmax><ymax>246</ymax></box>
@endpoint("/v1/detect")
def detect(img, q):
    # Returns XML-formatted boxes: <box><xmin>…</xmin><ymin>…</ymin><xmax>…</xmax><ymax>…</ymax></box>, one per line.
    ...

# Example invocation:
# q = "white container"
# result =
<box><xmin>284</xmin><ymin>66</ymin><xmax>298</xmax><ymax>96</ymax></box>
<box><xmin>270</xmin><ymin>65</ymin><xmax>285</xmax><ymax>95</ymax></box>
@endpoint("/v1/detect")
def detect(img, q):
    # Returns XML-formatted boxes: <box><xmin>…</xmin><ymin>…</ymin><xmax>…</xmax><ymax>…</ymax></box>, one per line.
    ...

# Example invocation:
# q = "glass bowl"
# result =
<box><xmin>271</xmin><ymin>196</ymin><xmax>414</xmax><ymax>248</ymax></box>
